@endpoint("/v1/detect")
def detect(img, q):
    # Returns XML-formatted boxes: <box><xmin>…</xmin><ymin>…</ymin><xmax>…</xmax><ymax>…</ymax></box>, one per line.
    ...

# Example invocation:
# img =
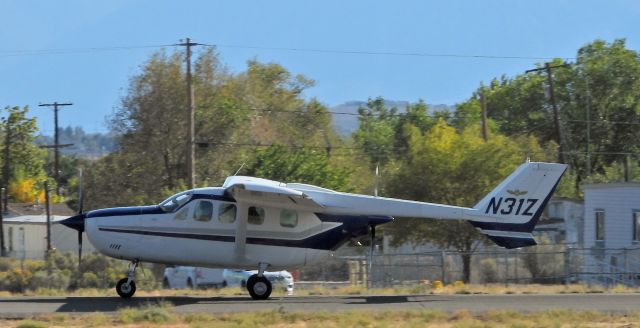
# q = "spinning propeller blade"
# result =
<box><xmin>77</xmin><ymin>168</ymin><xmax>84</xmax><ymax>267</ymax></box>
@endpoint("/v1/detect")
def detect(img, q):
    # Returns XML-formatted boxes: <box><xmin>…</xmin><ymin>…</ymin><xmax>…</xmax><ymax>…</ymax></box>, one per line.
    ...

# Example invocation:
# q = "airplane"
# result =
<box><xmin>60</xmin><ymin>161</ymin><xmax>566</xmax><ymax>300</ymax></box>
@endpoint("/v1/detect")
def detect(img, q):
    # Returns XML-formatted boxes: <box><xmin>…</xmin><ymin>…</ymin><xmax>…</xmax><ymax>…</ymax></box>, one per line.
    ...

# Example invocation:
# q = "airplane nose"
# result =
<box><xmin>60</xmin><ymin>213</ymin><xmax>86</xmax><ymax>232</ymax></box>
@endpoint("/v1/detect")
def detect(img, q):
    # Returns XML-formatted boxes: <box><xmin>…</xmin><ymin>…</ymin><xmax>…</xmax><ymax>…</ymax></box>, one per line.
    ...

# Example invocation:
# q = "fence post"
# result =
<box><xmin>504</xmin><ymin>249</ymin><xmax>509</xmax><ymax>287</ymax></box>
<box><xmin>440</xmin><ymin>250</ymin><xmax>446</xmax><ymax>285</ymax></box>
<box><xmin>514</xmin><ymin>248</ymin><xmax>518</xmax><ymax>284</ymax></box>
<box><xmin>564</xmin><ymin>246</ymin><xmax>571</xmax><ymax>285</ymax></box>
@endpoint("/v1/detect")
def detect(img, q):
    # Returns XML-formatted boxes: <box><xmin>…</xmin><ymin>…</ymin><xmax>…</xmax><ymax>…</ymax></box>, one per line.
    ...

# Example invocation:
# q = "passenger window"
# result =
<box><xmin>193</xmin><ymin>201</ymin><xmax>213</xmax><ymax>222</ymax></box>
<box><xmin>219</xmin><ymin>203</ymin><xmax>237</xmax><ymax>223</ymax></box>
<box><xmin>174</xmin><ymin>206</ymin><xmax>189</xmax><ymax>220</ymax></box>
<box><xmin>248</xmin><ymin>207</ymin><xmax>265</xmax><ymax>225</ymax></box>
<box><xmin>280</xmin><ymin>209</ymin><xmax>298</xmax><ymax>228</ymax></box>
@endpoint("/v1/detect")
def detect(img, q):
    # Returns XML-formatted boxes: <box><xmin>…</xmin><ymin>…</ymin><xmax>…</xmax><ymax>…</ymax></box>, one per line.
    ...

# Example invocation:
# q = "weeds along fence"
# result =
<box><xmin>298</xmin><ymin>245</ymin><xmax>640</xmax><ymax>288</ymax></box>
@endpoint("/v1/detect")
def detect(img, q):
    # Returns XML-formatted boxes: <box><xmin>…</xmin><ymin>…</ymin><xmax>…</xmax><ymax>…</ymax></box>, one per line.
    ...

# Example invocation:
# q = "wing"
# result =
<box><xmin>223</xmin><ymin>176</ymin><xmax>324</xmax><ymax>212</ymax></box>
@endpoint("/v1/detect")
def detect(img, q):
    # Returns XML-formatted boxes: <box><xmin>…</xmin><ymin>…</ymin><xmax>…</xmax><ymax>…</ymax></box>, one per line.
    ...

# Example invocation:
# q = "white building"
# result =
<box><xmin>583</xmin><ymin>183</ymin><xmax>640</xmax><ymax>249</ymax></box>
<box><xmin>581</xmin><ymin>182</ymin><xmax>640</xmax><ymax>286</ymax></box>
<box><xmin>1</xmin><ymin>203</ymin><xmax>94</xmax><ymax>259</ymax></box>
<box><xmin>535</xmin><ymin>198</ymin><xmax>584</xmax><ymax>245</ymax></box>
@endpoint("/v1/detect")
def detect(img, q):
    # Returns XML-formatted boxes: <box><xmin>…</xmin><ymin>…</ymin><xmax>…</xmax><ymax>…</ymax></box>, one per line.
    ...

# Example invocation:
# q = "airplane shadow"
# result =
<box><xmin>0</xmin><ymin>294</ymin><xmax>449</xmax><ymax>313</ymax></box>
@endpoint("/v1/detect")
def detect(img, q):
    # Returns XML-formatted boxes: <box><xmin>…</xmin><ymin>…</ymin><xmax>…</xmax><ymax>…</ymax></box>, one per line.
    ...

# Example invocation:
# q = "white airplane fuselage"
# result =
<box><xmin>83</xmin><ymin>187</ymin><xmax>391</xmax><ymax>270</ymax></box>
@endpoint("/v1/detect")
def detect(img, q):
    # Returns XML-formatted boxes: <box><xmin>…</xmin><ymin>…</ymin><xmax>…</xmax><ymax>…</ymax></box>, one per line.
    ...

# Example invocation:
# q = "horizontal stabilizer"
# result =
<box><xmin>482</xmin><ymin>231</ymin><xmax>537</xmax><ymax>249</ymax></box>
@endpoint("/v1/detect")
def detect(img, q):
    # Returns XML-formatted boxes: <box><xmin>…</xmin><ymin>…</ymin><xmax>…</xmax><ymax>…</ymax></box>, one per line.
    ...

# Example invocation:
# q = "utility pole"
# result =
<box><xmin>176</xmin><ymin>38</ymin><xmax>201</xmax><ymax>189</ymax></box>
<box><xmin>39</xmin><ymin>102</ymin><xmax>73</xmax><ymax>195</ymax></box>
<box><xmin>3</xmin><ymin>116</ymin><xmax>11</xmax><ymax>214</ymax></box>
<box><xmin>44</xmin><ymin>181</ymin><xmax>52</xmax><ymax>253</ymax></box>
<box><xmin>0</xmin><ymin>188</ymin><xmax>5</xmax><ymax>257</ymax></box>
<box><xmin>585</xmin><ymin>77</ymin><xmax>592</xmax><ymax>175</ymax></box>
<box><xmin>526</xmin><ymin>63</ymin><xmax>570</xmax><ymax>164</ymax></box>
<box><xmin>480</xmin><ymin>90</ymin><xmax>489</xmax><ymax>142</ymax></box>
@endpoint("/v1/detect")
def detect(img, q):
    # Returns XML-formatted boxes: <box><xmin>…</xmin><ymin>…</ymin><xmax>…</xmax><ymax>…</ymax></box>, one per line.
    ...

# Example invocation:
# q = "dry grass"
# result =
<box><xmin>1</xmin><ymin>308</ymin><xmax>639</xmax><ymax>327</ymax></box>
<box><xmin>4</xmin><ymin>283</ymin><xmax>640</xmax><ymax>298</ymax></box>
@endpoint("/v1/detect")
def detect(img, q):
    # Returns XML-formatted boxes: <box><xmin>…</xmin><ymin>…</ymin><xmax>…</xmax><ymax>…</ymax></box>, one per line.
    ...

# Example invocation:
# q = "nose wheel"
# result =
<box><xmin>247</xmin><ymin>274</ymin><xmax>272</xmax><ymax>300</ymax></box>
<box><xmin>116</xmin><ymin>259</ymin><xmax>138</xmax><ymax>299</ymax></box>
<box><xmin>116</xmin><ymin>278</ymin><xmax>136</xmax><ymax>298</ymax></box>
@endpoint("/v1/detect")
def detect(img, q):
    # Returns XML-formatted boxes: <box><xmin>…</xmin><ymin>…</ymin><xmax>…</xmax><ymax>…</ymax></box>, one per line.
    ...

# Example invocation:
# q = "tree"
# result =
<box><xmin>85</xmin><ymin>48</ymin><xmax>339</xmax><ymax>210</ymax></box>
<box><xmin>244</xmin><ymin>145</ymin><xmax>351</xmax><ymax>191</ymax></box>
<box><xmin>457</xmin><ymin>39</ymin><xmax>640</xmax><ymax>193</ymax></box>
<box><xmin>0</xmin><ymin>106</ymin><xmax>47</xmax><ymax>257</ymax></box>
<box><xmin>384</xmin><ymin>119</ymin><xmax>527</xmax><ymax>282</ymax></box>
<box><xmin>353</xmin><ymin>97</ymin><xmax>399</xmax><ymax>166</ymax></box>
<box><xmin>1</xmin><ymin>106</ymin><xmax>47</xmax><ymax>200</ymax></box>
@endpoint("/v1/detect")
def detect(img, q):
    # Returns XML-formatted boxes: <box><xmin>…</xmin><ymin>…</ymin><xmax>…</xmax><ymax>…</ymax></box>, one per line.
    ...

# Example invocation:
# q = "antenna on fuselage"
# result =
<box><xmin>234</xmin><ymin>163</ymin><xmax>246</xmax><ymax>176</ymax></box>
<box><xmin>374</xmin><ymin>162</ymin><xmax>379</xmax><ymax>197</ymax></box>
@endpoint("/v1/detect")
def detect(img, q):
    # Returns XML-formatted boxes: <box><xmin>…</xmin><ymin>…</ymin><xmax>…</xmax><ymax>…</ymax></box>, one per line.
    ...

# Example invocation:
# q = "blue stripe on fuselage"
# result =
<box><xmin>96</xmin><ymin>212</ymin><xmax>393</xmax><ymax>251</ymax></box>
<box><xmin>87</xmin><ymin>194</ymin><xmax>234</xmax><ymax>218</ymax></box>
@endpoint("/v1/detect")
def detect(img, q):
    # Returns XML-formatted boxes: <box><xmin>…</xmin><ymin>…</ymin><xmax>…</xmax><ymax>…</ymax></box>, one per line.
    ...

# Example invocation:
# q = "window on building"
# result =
<box><xmin>193</xmin><ymin>201</ymin><xmax>213</xmax><ymax>222</ymax></box>
<box><xmin>595</xmin><ymin>210</ymin><xmax>605</xmax><ymax>241</ymax></box>
<box><xmin>634</xmin><ymin>211</ymin><xmax>640</xmax><ymax>241</ymax></box>
<box><xmin>248</xmin><ymin>207</ymin><xmax>265</xmax><ymax>225</ymax></box>
<box><xmin>219</xmin><ymin>203</ymin><xmax>237</xmax><ymax>223</ymax></box>
<box><xmin>174</xmin><ymin>206</ymin><xmax>189</xmax><ymax>220</ymax></box>
<box><xmin>280</xmin><ymin>209</ymin><xmax>298</xmax><ymax>228</ymax></box>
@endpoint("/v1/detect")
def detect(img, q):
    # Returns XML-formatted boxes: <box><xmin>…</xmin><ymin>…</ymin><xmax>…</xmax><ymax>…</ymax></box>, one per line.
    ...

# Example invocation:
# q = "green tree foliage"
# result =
<box><xmin>1</xmin><ymin>106</ymin><xmax>47</xmax><ymax>183</ymax></box>
<box><xmin>458</xmin><ymin>39</ymin><xmax>640</xmax><ymax>191</ymax></box>
<box><xmin>354</xmin><ymin>98</ymin><xmax>437</xmax><ymax>166</ymax></box>
<box><xmin>85</xmin><ymin>48</ymin><xmax>338</xmax><ymax>209</ymax></box>
<box><xmin>384</xmin><ymin>119</ymin><xmax>527</xmax><ymax>281</ymax></box>
<box><xmin>244</xmin><ymin>145</ymin><xmax>350</xmax><ymax>191</ymax></box>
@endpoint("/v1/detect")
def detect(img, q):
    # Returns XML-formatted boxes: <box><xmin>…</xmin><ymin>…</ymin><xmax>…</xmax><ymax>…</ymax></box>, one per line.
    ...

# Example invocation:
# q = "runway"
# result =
<box><xmin>0</xmin><ymin>294</ymin><xmax>639</xmax><ymax>318</ymax></box>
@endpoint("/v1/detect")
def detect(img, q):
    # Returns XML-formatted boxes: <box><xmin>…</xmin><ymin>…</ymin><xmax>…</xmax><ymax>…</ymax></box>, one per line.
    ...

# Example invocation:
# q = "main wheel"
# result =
<box><xmin>246</xmin><ymin>274</ymin><xmax>272</xmax><ymax>300</ymax></box>
<box><xmin>116</xmin><ymin>278</ymin><xmax>136</xmax><ymax>299</ymax></box>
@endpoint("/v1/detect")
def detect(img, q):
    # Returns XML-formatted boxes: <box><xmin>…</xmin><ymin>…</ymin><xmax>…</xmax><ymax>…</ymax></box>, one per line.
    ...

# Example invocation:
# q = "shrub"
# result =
<box><xmin>28</xmin><ymin>270</ymin><xmax>71</xmax><ymax>290</ymax></box>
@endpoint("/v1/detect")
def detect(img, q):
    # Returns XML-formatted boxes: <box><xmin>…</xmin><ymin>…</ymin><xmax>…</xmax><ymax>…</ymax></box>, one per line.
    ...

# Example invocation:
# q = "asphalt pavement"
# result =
<box><xmin>0</xmin><ymin>294</ymin><xmax>639</xmax><ymax>318</ymax></box>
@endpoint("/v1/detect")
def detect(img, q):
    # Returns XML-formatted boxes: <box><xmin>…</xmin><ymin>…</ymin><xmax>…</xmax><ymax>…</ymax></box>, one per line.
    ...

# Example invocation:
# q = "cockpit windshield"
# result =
<box><xmin>159</xmin><ymin>191</ymin><xmax>193</xmax><ymax>212</ymax></box>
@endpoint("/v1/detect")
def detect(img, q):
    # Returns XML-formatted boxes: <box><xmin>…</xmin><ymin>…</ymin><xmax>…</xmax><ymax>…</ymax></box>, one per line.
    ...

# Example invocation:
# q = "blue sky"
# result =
<box><xmin>0</xmin><ymin>0</ymin><xmax>638</xmax><ymax>134</ymax></box>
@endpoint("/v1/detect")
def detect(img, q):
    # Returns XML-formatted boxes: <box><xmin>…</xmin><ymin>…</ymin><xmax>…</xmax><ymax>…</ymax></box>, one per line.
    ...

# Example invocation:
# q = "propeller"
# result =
<box><xmin>77</xmin><ymin>168</ymin><xmax>84</xmax><ymax>267</ymax></box>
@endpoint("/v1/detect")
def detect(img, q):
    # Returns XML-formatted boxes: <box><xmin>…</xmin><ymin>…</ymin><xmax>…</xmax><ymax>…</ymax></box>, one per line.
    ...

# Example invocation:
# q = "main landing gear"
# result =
<box><xmin>247</xmin><ymin>263</ymin><xmax>272</xmax><ymax>300</ymax></box>
<box><xmin>116</xmin><ymin>259</ymin><xmax>138</xmax><ymax>299</ymax></box>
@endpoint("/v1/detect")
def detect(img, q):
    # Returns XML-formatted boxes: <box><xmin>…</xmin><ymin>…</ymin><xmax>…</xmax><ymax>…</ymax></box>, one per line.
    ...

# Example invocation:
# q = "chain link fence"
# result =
<box><xmin>297</xmin><ymin>245</ymin><xmax>640</xmax><ymax>288</ymax></box>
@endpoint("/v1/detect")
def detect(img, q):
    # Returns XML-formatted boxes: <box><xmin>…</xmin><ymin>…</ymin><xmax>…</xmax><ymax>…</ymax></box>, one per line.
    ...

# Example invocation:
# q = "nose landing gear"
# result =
<box><xmin>247</xmin><ymin>262</ymin><xmax>272</xmax><ymax>300</ymax></box>
<box><xmin>116</xmin><ymin>259</ymin><xmax>138</xmax><ymax>299</ymax></box>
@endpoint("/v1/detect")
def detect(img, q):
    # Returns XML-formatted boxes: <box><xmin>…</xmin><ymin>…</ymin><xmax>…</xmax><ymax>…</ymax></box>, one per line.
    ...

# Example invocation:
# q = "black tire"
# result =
<box><xmin>246</xmin><ymin>274</ymin><xmax>272</xmax><ymax>300</ymax></box>
<box><xmin>163</xmin><ymin>278</ymin><xmax>170</xmax><ymax>289</ymax></box>
<box><xmin>187</xmin><ymin>278</ymin><xmax>194</xmax><ymax>289</ymax></box>
<box><xmin>116</xmin><ymin>278</ymin><xmax>136</xmax><ymax>299</ymax></box>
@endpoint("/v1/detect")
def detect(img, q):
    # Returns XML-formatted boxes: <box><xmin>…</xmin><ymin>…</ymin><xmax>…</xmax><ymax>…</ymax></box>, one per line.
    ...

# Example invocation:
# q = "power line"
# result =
<box><xmin>0</xmin><ymin>44</ymin><xmax>172</xmax><ymax>58</ymax></box>
<box><xmin>201</xmin><ymin>43</ymin><xmax>576</xmax><ymax>61</ymax></box>
<box><xmin>0</xmin><ymin>43</ymin><xmax>576</xmax><ymax>61</ymax></box>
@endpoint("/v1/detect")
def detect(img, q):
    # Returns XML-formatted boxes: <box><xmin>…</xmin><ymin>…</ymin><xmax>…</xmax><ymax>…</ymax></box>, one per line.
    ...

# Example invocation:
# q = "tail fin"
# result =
<box><xmin>469</xmin><ymin>162</ymin><xmax>567</xmax><ymax>249</ymax></box>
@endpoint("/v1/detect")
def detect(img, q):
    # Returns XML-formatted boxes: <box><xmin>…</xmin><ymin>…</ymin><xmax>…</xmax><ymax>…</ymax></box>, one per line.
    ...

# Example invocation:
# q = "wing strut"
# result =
<box><xmin>234</xmin><ymin>202</ymin><xmax>249</xmax><ymax>261</ymax></box>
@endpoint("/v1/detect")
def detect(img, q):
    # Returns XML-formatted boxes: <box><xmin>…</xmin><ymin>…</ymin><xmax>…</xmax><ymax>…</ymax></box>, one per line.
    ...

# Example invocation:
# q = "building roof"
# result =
<box><xmin>550</xmin><ymin>196</ymin><xmax>583</xmax><ymax>204</ymax></box>
<box><xmin>3</xmin><ymin>215</ymin><xmax>69</xmax><ymax>224</ymax></box>
<box><xmin>4</xmin><ymin>202</ymin><xmax>76</xmax><ymax>218</ymax></box>
<box><xmin>582</xmin><ymin>182</ymin><xmax>640</xmax><ymax>190</ymax></box>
